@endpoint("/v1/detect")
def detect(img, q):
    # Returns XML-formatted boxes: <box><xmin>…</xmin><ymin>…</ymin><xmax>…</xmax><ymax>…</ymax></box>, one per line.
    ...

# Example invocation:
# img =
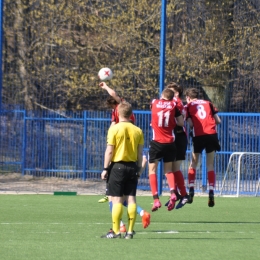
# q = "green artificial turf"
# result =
<box><xmin>0</xmin><ymin>195</ymin><xmax>259</xmax><ymax>260</ymax></box>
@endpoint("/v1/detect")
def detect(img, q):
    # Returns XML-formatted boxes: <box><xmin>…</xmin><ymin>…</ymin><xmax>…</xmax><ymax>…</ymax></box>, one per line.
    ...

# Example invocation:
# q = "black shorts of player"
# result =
<box><xmin>107</xmin><ymin>161</ymin><xmax>138</xmax><ymax>197</ymax></box>
<box><xmin>149</xmin><ymin>140</ymin><xmax>176</xmax><ymax>163</ymax></box>
<box><xmin>192</xmin><ymin>133</ymin><xmax>221</xmax><ymax>154</ymax></box>
<box><xmin>174</xmin><ymin>132</ymin><xmax>187</xmax><ymax>161</ymax></box>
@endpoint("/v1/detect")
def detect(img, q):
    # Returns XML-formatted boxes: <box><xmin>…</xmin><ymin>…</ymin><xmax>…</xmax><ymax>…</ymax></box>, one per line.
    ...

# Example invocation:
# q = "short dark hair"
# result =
<box><xmin>185</xmin><ymin>88</ymin><xmax>199</xmax><ymax>99</ymax></box>
<box><xmin>166</xmin><ymin>82</ymin><xmax>183</xmax><ymax>97</ymax></box>
<box><xmin>161</xmin><ymin>88</ymin><xmax>174</xmax><ymax>100</ymax></box>
<box><xmin>106</xmin><ymin>96</ymin><xmax>119</xmax><ymax>107</ymax></box>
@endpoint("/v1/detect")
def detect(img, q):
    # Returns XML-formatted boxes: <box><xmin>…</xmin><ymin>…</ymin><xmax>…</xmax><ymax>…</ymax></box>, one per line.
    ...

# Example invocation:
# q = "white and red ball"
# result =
<box><xmin>98</xmin><ymin>67</ymin><xmax>113</xmax><ymax>81</ymax></box>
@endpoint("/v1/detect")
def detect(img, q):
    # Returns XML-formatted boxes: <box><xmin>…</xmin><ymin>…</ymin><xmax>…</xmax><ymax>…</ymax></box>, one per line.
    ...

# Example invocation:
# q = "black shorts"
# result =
<box><xmin>107</xmin><ymin>162</ymin><xmax>138</xmax><ymax>197</ymax></box>
<box><xmin>192</xmin><ymin>134</ymin><xmax>221</xmax><ymax>154</ymax></box>
<box><xmin>149</xmin><ymin>140</ymin><xmax>176</xmax><ymax>163</ymax></box>
<box><xmin>175</xmin><ymin>132</ymin><xmax>187</xmax><ymax>161</ymax></box>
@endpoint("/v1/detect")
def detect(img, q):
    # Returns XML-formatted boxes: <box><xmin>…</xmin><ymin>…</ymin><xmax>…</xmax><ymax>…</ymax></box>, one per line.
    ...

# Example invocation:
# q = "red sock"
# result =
<box><xmin>174</xmin><ymin>170</ymin><xmax>187</xmax><ymax>196</ymax></box>
<box><xmin>208</xmin><ymin>171</ymin><xmax>215</xmax><ymax>191</ymax></box>
<box><xmin>149</xmin><ymin>173</ymin><xmax>158</xmax><ymax>196</ymax></box>
<box><xmin>188</xmin><ymin>168</ymin><xmax>196</xmax><ymax>187</ymax></box>
<box><xmin>165</xmin><ymin>172</ymin><xmax>176</xmax><ymax>191</ymax></box>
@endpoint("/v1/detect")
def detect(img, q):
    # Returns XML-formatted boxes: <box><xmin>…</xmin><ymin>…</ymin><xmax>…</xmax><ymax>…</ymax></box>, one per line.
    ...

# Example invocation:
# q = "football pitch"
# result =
<box><xmin>1</xmin><ymin>195</ymin><xmax>260</xmax><ymax>260</ymax></box>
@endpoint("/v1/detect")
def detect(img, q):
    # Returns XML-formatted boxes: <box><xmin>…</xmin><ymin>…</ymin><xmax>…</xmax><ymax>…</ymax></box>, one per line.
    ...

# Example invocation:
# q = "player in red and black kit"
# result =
<box><xmin>108</xmin><ymin>97</ymin><xmax>135</xmax><ymax>125</ymax></box>
<box><xmin>165</xmin><ymin>83</ymin><xmax>189</xmax><ymax>209</ymax></box>
<box><xmin>149</xmin><ymin>88</ymin><xmax>184</xmax><ymax>212</ymax></box>
<box><xmin>185</xmin><ymin>88</ymin><xmax>221</xmax><ymax>207</ymax></box>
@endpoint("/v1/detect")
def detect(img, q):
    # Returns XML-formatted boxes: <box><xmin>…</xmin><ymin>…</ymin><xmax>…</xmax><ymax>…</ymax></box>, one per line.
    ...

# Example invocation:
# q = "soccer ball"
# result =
<box><xmin>98</xmin><ymin>67</ymin><xmax>113</xmax><ymax>81</ymax></box>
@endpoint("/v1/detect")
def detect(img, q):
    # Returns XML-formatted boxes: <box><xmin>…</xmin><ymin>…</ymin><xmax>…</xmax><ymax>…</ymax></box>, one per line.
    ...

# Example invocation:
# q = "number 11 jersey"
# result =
<box><xmin>150</xmin><ymin>99</ymin><xmax>181</xmax><ymax>143</ymax></box>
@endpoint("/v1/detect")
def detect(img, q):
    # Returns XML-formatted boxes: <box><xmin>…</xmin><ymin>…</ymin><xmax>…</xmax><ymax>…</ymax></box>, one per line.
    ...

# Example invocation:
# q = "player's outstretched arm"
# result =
<box><xmin>99</xmin><ymin>82</ymin><xmax>121</xmax><ymax>104</ymax></box>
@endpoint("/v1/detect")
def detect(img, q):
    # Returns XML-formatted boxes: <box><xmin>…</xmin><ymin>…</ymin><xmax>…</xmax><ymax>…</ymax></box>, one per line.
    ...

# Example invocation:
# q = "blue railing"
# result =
<box><xmin>0</xmin><ymin>110</ymin><xmax>260</xmax><ymax>195</ymax></box>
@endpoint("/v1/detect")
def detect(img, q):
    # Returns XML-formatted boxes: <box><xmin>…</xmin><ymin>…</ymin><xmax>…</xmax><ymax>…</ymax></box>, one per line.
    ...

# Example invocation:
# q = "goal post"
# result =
<box><xmin>220</xmin><ymin>152</ymin><xmax>260</xmax><ymax>197</ymax></box>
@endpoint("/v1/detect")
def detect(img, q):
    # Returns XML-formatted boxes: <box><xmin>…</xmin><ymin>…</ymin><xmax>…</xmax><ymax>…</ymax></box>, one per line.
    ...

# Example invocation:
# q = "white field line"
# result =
<box><xmin>1</xmin><ymin>221</ymin><xmax>257</xmax><ymax>231</ymax></box>
<box><xmin>0</xmin><ymin>222</ymin><xmax>257</xmax><ymax>225</ymax></box>
<box><xmin>1</xmin><ymin>222</ymin><xmax>256</xmax><ymax>234</ymax></box>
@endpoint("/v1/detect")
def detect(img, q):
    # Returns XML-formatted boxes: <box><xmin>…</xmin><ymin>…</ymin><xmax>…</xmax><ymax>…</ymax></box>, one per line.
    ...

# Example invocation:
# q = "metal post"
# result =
<box><xmin>82</xmin><ymin>111</ymin><xmax>87</xmax><ymax>181</ymax></box>
<box><xmin>0</xmin><ymin>0</ymin><xmax>4</xmax><ymax>110</ymax></box>
<box><xmin>158</xmin><ymin>0</ymin><xmax>167</xmax><ymax>195</ymax></box>
<box><xmin>21</xmin><ymin>110</ymin><xmax>27</xmax><ymax>176</ymax></box>
<box><xmin>159</xmin><ymin>0</ymin><xmax>167</xmax><ymax>95</ymax></box>
<box><xmin>201</xmin><ymin>151</ymin><xmax>207</xmax><ymax>192</ymax></box>
<box><xmin>236</xmin><ymin>153</ymin><xmax>243</xmax><ymax>197</ymax></box>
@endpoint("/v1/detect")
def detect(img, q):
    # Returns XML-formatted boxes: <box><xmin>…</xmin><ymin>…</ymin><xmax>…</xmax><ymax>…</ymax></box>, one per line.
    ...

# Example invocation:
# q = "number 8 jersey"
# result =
<box><xmin>186</xmin><ymin>99</ymin><xmax>219</xmax><ymax>136</ymax></box>
<box><xmin>150</xmin><ymin>99</ymin><xmax>181</xmax><ymax>143</ymax></box>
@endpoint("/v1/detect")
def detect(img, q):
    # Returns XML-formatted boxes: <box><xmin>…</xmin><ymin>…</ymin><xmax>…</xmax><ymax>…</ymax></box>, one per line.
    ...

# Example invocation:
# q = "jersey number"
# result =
<box><xmin>157</xmin><ymin>110</ymin><xmax>170</xmax><ymax>127</ymax></box>
<box><xmin>196</xmin><ymin>105</ymin><xmax>206</xmax><ymax>119</ymax></box>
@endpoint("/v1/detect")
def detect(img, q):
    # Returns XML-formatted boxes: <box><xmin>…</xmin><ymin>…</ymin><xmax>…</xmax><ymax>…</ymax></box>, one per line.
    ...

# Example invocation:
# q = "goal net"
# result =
<box><xmin>220</xmin><ymin>152</ymin><xmax>260</xmax><ymax>197</ymax></box>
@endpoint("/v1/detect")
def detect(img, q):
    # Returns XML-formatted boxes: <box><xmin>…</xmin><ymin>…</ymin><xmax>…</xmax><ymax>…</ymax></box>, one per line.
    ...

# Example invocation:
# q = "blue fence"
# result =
<box><xmin>0</xmin><ymin>110</ymin><xmax>260</xmax><ymax>195</ymax></box>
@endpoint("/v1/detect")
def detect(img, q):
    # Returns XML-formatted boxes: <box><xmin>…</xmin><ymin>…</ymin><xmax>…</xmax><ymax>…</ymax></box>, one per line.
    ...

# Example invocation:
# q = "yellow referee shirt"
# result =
<box><xmin>107</xmin><ymin>122</ymin><xmax>144</xmax><ymax>162</ymax></box>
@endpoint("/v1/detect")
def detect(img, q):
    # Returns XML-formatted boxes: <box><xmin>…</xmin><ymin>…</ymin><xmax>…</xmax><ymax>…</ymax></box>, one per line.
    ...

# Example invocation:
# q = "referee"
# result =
<box><xmin>101</xmin><ymin>101</ymin><xmax>144</xmax><ymax>239</ymax></box>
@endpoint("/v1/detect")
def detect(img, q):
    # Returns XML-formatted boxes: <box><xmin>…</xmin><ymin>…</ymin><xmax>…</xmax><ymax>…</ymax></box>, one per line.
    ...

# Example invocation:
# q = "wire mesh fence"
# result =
<box><xmin>1</xmin><ymin>110</ymin><xmax>260</xmax><ymax>195</ymax></box>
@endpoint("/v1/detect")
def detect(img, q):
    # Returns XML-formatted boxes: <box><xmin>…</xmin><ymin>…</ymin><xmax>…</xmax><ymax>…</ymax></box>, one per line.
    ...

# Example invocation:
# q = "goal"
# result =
<box><xmin>220</xmin><ymin>152</ymin><xmax>260</xmax><ymax>197</ymax></box>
